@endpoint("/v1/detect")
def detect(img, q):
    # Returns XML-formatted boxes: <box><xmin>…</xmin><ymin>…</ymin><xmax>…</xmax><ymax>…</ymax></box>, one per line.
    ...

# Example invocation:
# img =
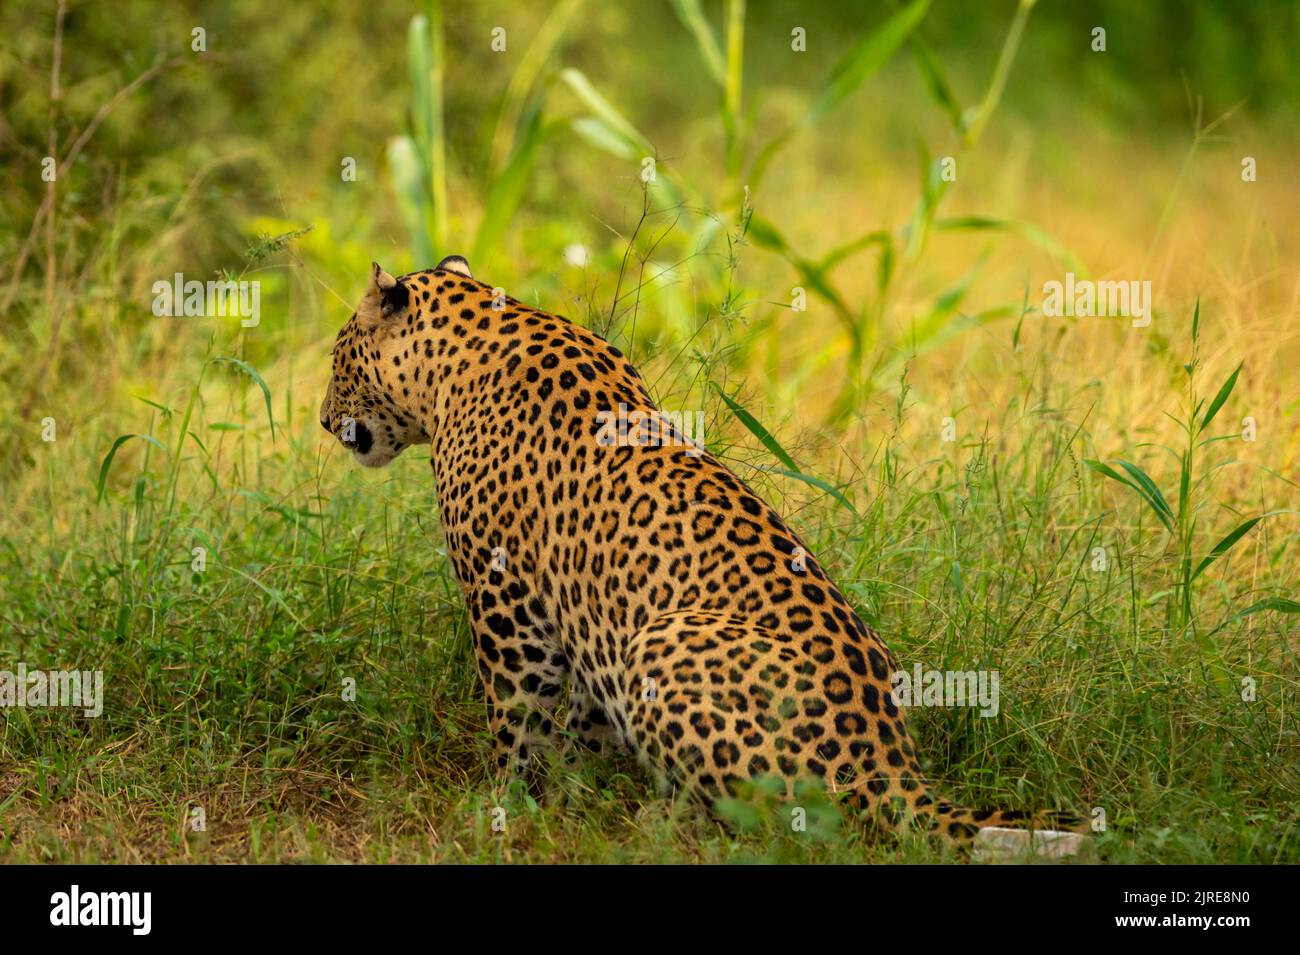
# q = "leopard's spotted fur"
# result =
<box><xmin>320</xmin><ymin>257</ymin><xmax>1080</xmax><ymax>846</ymax></box>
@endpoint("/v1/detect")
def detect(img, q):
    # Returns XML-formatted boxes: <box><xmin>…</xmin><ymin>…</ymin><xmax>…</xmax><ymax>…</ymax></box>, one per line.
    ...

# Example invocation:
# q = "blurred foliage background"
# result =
<box><xmin>2</xmin><ymin>0</ymin><xmax>1298</xmax><ymax>436</ymax></box>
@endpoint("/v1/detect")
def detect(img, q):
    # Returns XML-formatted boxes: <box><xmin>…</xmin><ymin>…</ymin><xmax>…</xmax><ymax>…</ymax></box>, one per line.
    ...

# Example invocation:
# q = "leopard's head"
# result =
<box><xmin>319</xmin><ymin>257</ymin><xmax>471</xmax><ymax>467</ymax></box>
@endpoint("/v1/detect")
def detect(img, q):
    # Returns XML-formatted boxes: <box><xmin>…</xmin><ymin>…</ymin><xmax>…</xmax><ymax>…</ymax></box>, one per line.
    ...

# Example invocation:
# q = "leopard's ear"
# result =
<box><xmin>435</xmin><ymin>255</ymin><xmax>472</xmax><ymax>278</ymax></box>
<box><xmin>371</xmin><ymin>261</ymin><xmax>398</xmax><ymax>292</ymax></box>
<box><xmin>358</xmin><ymin>261</ymin><xmax>409</xmax><ymax>330</ymax></box>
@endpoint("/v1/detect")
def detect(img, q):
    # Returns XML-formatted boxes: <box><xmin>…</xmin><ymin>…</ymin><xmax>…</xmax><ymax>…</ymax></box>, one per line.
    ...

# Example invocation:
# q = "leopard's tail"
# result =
<box><xmin>846</xmin><ymin>785</ymin><xmax>1087</xmax><ymax>852</ymax></box>
<box><xmin>922</xmin><ymin>802</ymin><xmax>1088</xmax><ymax>847</ymax></box>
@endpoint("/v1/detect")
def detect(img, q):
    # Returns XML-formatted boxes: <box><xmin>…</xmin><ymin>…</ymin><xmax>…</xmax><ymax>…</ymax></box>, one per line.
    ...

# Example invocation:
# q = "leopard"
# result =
<box><xmin>319</xmin><ymin>255</ymin><xmax>1083</xmax><ymax>849</ymax></box>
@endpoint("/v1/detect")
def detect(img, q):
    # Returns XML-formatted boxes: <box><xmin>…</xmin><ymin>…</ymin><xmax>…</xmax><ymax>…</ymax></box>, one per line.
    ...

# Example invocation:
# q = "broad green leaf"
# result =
<box><xmin>714</xmin><ymin>797</ymin><xmax>763</xmax><ymax>830</ymax></box>
<box><xmin>388</xmin><ymin>135</ymin><xmax>434</xmax><ymax>266</ymax></box>
<box><xmin>97</xmin><ymin>434</ymin><xmax>136</xmax><ymax>503</ymax></box>
<box><xmin>1217</xmin><ymin>596</ymin><xmax>1300</xmax><ymax>634</ymax></box>
<box><xmin>408</xmin><ymin>15</ymin><xmax>433</xmax><ymax>168</ymax></box>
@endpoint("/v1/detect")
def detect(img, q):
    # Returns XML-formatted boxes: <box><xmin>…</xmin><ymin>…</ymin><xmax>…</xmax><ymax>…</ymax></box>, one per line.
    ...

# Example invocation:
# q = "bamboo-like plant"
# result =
<box><xmin>391</xmin><ymin>3</ymin><xmax>579</xmax><ymax>273</ymax></box>
<box><xmin>384</xmin><ymin>0</ymin><xmax>1081</xmax><ymax>514</ymax></box>
<box><xmin>1085</xmin><ymin>301</ymin><xmax>1298</xmax><ymax>661</ymax></box>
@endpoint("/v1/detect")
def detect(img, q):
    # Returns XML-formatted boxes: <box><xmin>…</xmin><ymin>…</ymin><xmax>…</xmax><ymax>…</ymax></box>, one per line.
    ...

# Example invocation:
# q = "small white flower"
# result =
<box><xmin>563</xmin><ymin>244</ymin><xmax>590</xmax><ymax>268</ymax></box>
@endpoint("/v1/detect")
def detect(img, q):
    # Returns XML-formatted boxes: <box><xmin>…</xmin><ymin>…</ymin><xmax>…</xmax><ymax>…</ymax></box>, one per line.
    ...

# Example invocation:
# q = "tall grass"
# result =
<box><xmin>1086</xmin><ymin>303</ymin><xmax>1298</xmax><ymax>667</ymax></box>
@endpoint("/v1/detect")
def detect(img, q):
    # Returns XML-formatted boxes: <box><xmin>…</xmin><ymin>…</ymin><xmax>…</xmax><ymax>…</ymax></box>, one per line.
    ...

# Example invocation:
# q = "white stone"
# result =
<box><xmin>972</xmin><ymin>827</ymin><xmax>1085</xmax><ymax>862</ymax></box>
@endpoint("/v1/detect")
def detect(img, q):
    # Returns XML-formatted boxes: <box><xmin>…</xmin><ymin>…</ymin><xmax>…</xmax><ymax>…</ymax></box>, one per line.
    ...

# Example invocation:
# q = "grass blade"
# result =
<box><xmin>1114</xmin><ymin>460</ymin><xmax>1175</xmax><ymax>527</ymax></box>
<box><xmin>561</xmin><ymin>68</ymin><xmax>654</xmax><ymax>156</ymax></box>
<box><xmin>211</xmin><ymin>357</ymin><xmax>276</xmax><ymax>438</ymax></box>
<box><xmin>765</xmin><ymin>467</ymin><xmax>858</xmax><ymax>516</ymax></box>
<box><xmin>936</xmin><ymin>216</ymin><xmax>1085</xmax><ymax>275</ymax></box>
<box><xmin>712</xmin><ymin>384</ymin><xmax>857</xmax><ymax>514</ymax></box>
<box><xmin>1084</xmin><ymin>459</ymin><xmax>1175</xmax><ymax>533</ymax></box>
<box><xmin>426</xmin><ymin>4</ymin><xmax>449</xmax><ymax>251</ymax></box>
<box><xmin>1191</xmin><ymin>516</ymin><xmax>1262</xmax><ymax>580</ymax></box>
<box><xmin>96</xmin><ymin>433</ymin><xmax>166</xmax><ymax>503</ymax></box>
<box><xmin>473</xmin><ymin>104</ymin><xmax>554</xmax><ymax>265</ymax></box>
<box><xmin>810</xmin><ymin>0</ymin><xmax>931</xmax><ymax>123</ymax></box>
<box><xmin>751</xmin><ymin>0</ymin><xmax>929</xmax><ymax>188</ymax></box>
<box><xmin>713</xmin><ymin>382</ymin><xmax>798</xmax><ymax>471</ymax></box>
<box><xmin>723</xmin><ymin>0</ymin><xmax>745</xmax><ymax>176</ymax></box>
<box><xmin>908</xmin><ymin>35</ymin><xmax>963</xmax><ymax>132</ymax></box>
<box><xmin>570</xmin><ymin>117</ymin><xmax>637</xmax><ymax>160</ymax></box>
<box><xmin>97</xmin><ymin>434</ymin><xmax>136</xmax><ymax>503</ymax></box>
<box><xmin>962</xmin><ymin>0</ymin><xmax>1035</xmax><ymax>147</ymax></box>
<box><xmin>408</xmin><ymin>15</ymin><xmax>433</xmax><ymax>170</ymax></box>
<box><xmin>747</xmin><ymin>217</ymin><xmax>855</xmax><ymax>328</ymax></box>
<box><xmin>1200</xmin><ymin>360</ymin><xmax>1243</xmax><ymax>431</ymax></box>
<box><xmin>1235</xmin><ymin>597</ymin><xmax>1300</xmax><ymax>616</ymax></box>
<box><xmin>405</xmin><ymin>11</ymin><xmax>447</xmax><ymax>255</ymax></box>
<box><xmin>561</xmin><ymin>68</ymin><xmax>689</xmax><ymax>208</ymax></box>
<box><xmin>488</xmin><ymin>0</ymin><xmax>584</xmax><ymax>174</ymax></box>
<box><xmin>669</xmin><ymin>0</ymin><xmax>726</xmax><ymax>86</ymax></box>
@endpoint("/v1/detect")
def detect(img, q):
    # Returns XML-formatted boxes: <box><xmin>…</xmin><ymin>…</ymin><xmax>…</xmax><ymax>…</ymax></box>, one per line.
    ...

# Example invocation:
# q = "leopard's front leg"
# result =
<box><xmin>468</xmin><ymin>600</ymin><xmax>567</xmax><ymax>779</ymax></box>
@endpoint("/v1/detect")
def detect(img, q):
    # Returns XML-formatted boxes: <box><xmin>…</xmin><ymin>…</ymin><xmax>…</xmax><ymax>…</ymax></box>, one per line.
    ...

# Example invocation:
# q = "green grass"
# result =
<box><xmin>1</xmin><ymin>323</ymin><xmax>1295</xmax><ymax>862</ymax></box>
<box><xmin>1</xmin><ymin>0</ymin><xmax>1297</xmax><ymax>863</ymax></box>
